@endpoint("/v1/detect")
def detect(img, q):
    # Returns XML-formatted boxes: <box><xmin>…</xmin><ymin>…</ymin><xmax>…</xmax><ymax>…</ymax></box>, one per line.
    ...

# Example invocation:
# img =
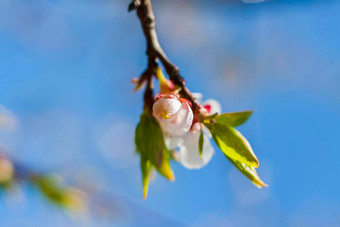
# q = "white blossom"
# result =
<box><xmin>202</xmin><ymin>99</ymin><xmax>222</xmax><ymax>115</ymax></box>
<box><xmin>193</xmin><ymin>92</ymin><xmax>221</xmax><ymax>115</ymax></box>
<box><xmin>156</xmin><ymin>93</ymin><xmax>221</xmax><ymax>169</ymax></box>
<box><xmin>152</xmin><ymin>94</ymin><xmax>193</xmax><ymax>136</ymax></box>
<box><xmin>179</xmin><ymin>123</ymin><xmax>214</xmax><ymax>169</ymax></box>
<box><xmin>165</xmin><ymin>123</ymin><xmax>214</xmax><ymax>169</ymax></box>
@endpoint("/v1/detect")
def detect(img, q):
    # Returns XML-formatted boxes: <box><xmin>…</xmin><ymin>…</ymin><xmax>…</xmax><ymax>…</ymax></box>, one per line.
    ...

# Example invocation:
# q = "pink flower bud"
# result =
<box><xmin>152</xmin><ymin>94</ymin><xmax>193</xmax><ymax>136</ymax></box>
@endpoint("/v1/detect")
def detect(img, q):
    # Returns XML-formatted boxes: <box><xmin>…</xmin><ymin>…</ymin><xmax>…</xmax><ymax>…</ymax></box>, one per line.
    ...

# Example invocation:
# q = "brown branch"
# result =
<box><xmin>130</xmin><ymin>0</ymin><xmax>200</xmax><ymax>111</ymax></box>
<box><xmin>143</xmin><ymin>59</ymin><xmax>155</xmax><ymax>111</ymax></box>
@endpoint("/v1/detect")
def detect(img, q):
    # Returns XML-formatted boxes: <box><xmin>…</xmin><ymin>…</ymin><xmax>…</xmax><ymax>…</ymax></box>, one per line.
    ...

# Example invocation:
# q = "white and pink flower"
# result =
<box><xmin>178</xmin><ymin>123</ymin><xmax>214</xmax><ymax>169</ymax></box>
<box><xmin>152</xmin><ymin>94</ymin><xmax>193</xmax><ymax>136</ymax></box>
<box><xmin>193</xmin><ymin>92</ymin><xmax>221</xmax><ymax>115</ymax></box>
<box><xmin>157</xmin><ymin>93</ymin><xmax>221</xmax><ymax>170</ymax></box>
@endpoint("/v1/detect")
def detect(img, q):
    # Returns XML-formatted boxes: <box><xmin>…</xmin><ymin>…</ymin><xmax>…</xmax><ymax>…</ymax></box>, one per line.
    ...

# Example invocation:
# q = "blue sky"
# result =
<box><xmin>0</xmin><ymin>0</ymin><xmax>339</xmax><ymax>226</ymax></box>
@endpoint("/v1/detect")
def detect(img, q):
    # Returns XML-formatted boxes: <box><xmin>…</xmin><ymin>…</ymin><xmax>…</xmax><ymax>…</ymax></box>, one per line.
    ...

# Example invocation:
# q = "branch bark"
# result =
<box><xmin>130</xmin><ymin>0</ymin><xmax>200</xmax><ymax>111</ymax></box>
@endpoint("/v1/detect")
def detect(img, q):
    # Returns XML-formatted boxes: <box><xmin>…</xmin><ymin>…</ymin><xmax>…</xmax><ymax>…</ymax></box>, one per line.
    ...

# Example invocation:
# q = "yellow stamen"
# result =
<box><xmin>160</xmin><ymin>111</ymin><xmax>170</xmax><ymax>119</ymax></box>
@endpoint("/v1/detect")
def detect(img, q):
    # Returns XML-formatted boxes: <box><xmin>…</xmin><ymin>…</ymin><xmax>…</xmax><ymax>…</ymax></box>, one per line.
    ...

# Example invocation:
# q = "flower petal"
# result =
<box><xmin>164</xmin><ymin>135</ymin><xmax>183</xmax><ymax>150</ymax></box>
<box><xmin>152</xmin><ymin>97</ymin><xmax>182</xmax><ymax>119</ymax></box>
<box><xmin>160</xmin><ymin>102</ymin><xmax>193</xmax><ymax>136</ymax></box>
<box><xmin>192</xmin><ymin>92</ymin><xmax>203</xmax><ymax>102</ymax></box>
<box><xmin>179</xmin><ymin>130</ymin><xmax>214</xmax><ymax>169</ymax></box>
<box><xmin>202</xmin><ymin>124</ymin><xmax>212</xmax><ymax>138</ymax></box>
<box><xmin>202</xmin><ymin>99</ymin><xmax>222</xmax><ymax>115</ymax></box>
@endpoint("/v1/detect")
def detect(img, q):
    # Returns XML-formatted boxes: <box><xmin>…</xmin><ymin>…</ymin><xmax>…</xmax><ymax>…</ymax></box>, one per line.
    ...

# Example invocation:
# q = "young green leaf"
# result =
<box><xmin>204</xmin><ymin>112</ymin><xmax>218</xmax><ymax>120</ymax></box>
<box><xmin>198</xmin><ymin>129</ymin><xmax>204</xmax><ymax>156</ymax></box>
<box><xmin>215</xmin><ymin>110</ymin><xmax>253</xmax><ymax>127</ymax></box>
<box><xmin>135</xmin><ymin>108</ymin><xmax>174</xmax><ymax>181</ymax></box>
<box><xmin>34</xmin><ymin>176</ymin><xmax>86</xmax><ymax>211</ymax></box>
<box><xmin>141</xmin><ymin>155</ymin><xmax>151</xmax><ymax>200</ymax></box>
<box><xmin>35</xmin><ymin>176</ymin><xmax>68</xmax><ymax>206</ymax></box>
<box><xmin>211</xmin><ymin>122</ymin><xmax>259</xmax><ymax>167</ymax></box>
<box><xmin>226</xmin><ymin>156</ymin><xmax>267</xmax><ymax>188</ymax></box>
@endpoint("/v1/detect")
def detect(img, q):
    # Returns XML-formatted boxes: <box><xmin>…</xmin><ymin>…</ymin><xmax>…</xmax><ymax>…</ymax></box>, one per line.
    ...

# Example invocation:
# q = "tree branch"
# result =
<box><xmin>130</xmin><ymin>0</ymin><xmax>200</xmax><ymax>111</ymax></box>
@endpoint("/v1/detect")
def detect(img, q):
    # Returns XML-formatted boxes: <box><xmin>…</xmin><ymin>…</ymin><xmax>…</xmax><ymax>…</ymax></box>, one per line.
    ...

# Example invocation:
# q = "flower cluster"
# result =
<box><xmin>153</xmin><ymin>92</ymin><xmax>219</xmax><ymax>169</ymax></box>
<box><xmin>134</xmin><ymin>67</ymin><xmax>267</xmax><ymax>199</ymax></box>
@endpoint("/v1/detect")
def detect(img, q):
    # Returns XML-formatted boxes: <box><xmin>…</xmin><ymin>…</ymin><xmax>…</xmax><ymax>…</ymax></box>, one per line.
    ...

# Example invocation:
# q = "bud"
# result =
<box><xmin>152</xmin><ymin>94</ymin><xmax>193</xmax><ymax>136</ymax></box>
<box><xmin>154</xmin><ymin>67</ymin><xmax>175</xmax><ymax>94</ymax></box>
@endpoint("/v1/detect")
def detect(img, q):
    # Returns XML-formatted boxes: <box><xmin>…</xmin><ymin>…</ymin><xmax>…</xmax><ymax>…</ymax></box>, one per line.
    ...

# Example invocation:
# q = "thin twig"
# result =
<box><xmin>130</xmin><ymin>0</ymin><xmax>200</xmax><ymax>111</ymax></box>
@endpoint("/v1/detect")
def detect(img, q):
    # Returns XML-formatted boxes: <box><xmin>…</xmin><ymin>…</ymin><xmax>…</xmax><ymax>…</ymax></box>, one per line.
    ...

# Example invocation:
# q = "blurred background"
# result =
<box><xmin>0</xmin><ymin>0</ymin><xmax>339</xmax><ymax>226</ymax></box>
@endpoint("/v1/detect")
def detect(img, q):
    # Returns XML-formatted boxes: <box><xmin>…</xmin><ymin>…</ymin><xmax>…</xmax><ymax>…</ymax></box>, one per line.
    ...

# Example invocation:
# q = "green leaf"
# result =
<box><xmin>35</xmin><ymin>176</ymin><xmax>68</xmax><ymax>206</ymax></box>
<box><xmin>204</xmin><ymin>112</ymin><xmax>218</xmax><ymax>120</ymax></box>
<box><xmin>33</xmin><ymin>176</ymin><xmax>85</xmax><ymax>211</ymax></box>
<box><xmin>226</xmin><ymin>156</ymin><xmax>267</xmax><ymax>188</ymax></box>
<box><xmin>135</xmin><ymin>108</ymin><xmax>174</xmax><ymax>181</ymax></box>
<box><xmin>215</xmin><ymin>110</ymin><xmax>253</xmax><ymax>127</ymax></box>
<box><xmin>141</xmin><ymin>155</ymin><xmax>151</xmax><ymax>200</ymax></box>
<box><xmin>211</xmin><ymin>122</ymin><xmax>259</xmax><ymax>167</ymax></box>
<box><xmin>198</xmin><ymin>129</ymin><xmax>204</xmax><ymax>156</ymax></box>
